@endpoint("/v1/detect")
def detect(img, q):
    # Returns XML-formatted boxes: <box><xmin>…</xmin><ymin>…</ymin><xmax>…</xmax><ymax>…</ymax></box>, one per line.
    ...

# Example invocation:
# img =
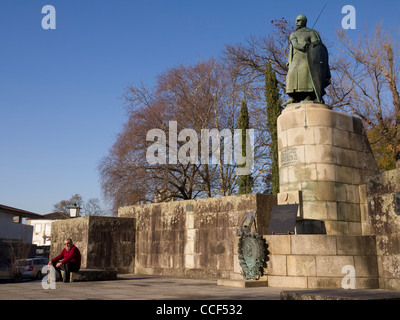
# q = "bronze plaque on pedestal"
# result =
<box><xmin>267</xmin><ymin>204</ymin><xmax>298</xmax><ymax>234</ymax></box>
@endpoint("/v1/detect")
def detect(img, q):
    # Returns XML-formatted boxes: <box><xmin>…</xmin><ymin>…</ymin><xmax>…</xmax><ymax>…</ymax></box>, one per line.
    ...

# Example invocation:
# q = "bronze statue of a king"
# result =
<box><xmin>284</xmin><ymin>14</ymin><xmax>331</xmax><ymax>106</ymax></box>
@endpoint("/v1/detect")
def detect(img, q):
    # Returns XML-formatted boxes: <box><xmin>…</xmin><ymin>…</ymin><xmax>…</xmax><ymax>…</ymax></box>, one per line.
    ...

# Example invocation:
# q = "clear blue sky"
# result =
<box><xmin>0</xmin><ymin>0</ymin><xmax>399</xmax><ymax>215</ymax></box>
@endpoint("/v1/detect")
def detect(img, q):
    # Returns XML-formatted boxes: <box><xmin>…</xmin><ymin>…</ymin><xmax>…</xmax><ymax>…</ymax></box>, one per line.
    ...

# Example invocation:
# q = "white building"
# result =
<box><xmin>28</xmin><ymin>212</ymin><xmax>69</xmax><ymax>246</ymax></box>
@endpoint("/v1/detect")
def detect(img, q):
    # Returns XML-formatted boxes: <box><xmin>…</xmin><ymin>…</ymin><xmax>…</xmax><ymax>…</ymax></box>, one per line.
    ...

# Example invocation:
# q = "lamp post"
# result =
<box><xmin>68</xmin><ymin>203</ymin><xmax>81</xmax><ymax>218</ymax></box>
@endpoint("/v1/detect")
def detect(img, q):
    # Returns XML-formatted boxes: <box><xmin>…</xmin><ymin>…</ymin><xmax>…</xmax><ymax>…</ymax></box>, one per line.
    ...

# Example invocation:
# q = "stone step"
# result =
<box><xmin>62</xmin><ymin>269</ymin><xmax>117</xmax><ymax>282</ymax></box>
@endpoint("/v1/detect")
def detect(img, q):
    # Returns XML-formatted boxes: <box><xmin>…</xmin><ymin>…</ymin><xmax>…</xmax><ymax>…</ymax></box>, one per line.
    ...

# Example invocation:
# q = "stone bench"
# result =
<box><xmin>62</xmin><ymin>269</ymin><xmax>117</xmax><ymax>282</ymax></box>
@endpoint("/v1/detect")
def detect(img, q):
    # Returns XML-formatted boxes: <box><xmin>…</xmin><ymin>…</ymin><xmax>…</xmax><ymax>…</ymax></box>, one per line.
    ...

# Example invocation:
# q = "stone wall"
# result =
<box><xmin>118</xmin><ymin>194</ymin><xmax>276</xmax><ymax>278</ymax></box>
<box><xmin>47</xmin><ymin>182</ymin><xmax>400</xmax><ymax>291</ymax></box>
<box><xmin>364</xmin><ymin>169</ymin><xmax>400</xmax><ymax>290</ymax></box>
<box><xmin>365</xmin><ymin>169</ymin><xmax>400</xmax><ymax>234</ymax></box>
<box><xmin>50</xmin><ymin>216</ymin><xmax>135</xmax><ymax>273</ymax></box>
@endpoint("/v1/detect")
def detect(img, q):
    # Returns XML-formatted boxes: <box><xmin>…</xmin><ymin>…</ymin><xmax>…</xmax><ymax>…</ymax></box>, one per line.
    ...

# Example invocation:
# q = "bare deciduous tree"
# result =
<box><xmin>336</xmin><ymin>25</ymin><xmax>400</xmax><ymax>168</ymax></box>
<box><xmin>99</xmin><ymin>58</ymin><xmax>269</xmax><ymax>211</ymax></box>
<box><xmin>224</xmin><ymin>18</ymin><xmax>293</xmax><ymax>89</ymax></box>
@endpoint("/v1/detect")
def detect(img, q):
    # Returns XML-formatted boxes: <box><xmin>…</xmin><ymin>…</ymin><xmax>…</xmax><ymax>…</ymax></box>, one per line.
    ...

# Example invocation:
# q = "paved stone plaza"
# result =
<box><xmin>0</xmin><ymin>274</ymin><xmax>283</xmax><ymax>300</ymax></box>
<box><xmin>1</xmin><ymin>274</ymin><xmax>400</xmax><ymax>300</ymax></box>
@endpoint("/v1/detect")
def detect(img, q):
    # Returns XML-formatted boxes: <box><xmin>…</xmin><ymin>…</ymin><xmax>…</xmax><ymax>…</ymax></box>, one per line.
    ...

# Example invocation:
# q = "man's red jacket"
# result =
<box><xmin>52</xmin><ymin>245</ymin><xmax>81</xmax><ymax>266</ymax></box>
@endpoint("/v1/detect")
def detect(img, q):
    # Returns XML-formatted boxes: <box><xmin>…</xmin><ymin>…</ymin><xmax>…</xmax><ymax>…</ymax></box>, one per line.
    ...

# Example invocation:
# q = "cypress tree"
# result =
<box><xmin>237</xmin><ymin>100</ymin><xmax>253</xmax><ymax>194</ymax></box>
<box><xmin>265</xmin><ymin>62</ymin><xmax>283</xmax><ymax>194</ymax></box>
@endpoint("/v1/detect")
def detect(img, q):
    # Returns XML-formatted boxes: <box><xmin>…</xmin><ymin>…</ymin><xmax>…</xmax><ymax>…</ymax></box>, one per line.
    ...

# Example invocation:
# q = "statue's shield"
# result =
<box><xmin>307</xmin><ymin>42</ymin><xmax>331</xmax><ymax>102</ymax></box>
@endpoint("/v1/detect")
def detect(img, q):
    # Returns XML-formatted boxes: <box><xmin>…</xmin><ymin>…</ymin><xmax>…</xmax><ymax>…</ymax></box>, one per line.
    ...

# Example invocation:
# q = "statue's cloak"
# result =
<box><xmin>306</xmin><ymin>42</ymin><xmax>331</xmax><ymax>102</ymax></box>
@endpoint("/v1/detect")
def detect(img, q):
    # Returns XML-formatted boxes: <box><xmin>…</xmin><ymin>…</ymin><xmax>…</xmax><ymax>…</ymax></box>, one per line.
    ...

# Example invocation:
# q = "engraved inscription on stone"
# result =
<box><xmin>281</xmin><ymin>147</ymin><xmax>299</xmax><ymax>166</ymax></box>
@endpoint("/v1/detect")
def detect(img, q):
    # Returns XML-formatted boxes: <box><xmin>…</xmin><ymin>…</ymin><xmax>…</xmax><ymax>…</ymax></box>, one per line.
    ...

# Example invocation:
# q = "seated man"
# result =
<box><xmin>49</xmin><ymin>238</ymin><xmax>81</xmax><ymax>282</ymax></box>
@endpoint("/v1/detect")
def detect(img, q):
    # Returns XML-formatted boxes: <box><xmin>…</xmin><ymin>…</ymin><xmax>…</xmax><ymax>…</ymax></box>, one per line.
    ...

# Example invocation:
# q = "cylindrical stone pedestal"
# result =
<box><xmin>277</xmin><ymin>103</ymin><xmax>378</xmax><ymax>235</ymax></box>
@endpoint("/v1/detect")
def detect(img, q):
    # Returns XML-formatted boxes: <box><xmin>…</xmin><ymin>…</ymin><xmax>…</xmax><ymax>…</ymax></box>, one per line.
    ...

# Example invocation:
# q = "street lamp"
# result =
<box><xmin>68</xmin><ymin>203</ymin><xmax>81</xmax><ymax>218</ymax></box>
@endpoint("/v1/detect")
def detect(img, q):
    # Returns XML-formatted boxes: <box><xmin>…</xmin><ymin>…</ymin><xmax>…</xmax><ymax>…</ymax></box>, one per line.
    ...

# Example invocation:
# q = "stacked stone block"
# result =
<box><xmin>277</xmin><ymin>103</ymin><xmax>378</xmax><ymax>235</ymax></box>
<box><xmin>50</xmin><ymin>216</ymin><xmax>135</xmax><ymax>273</ymax></box>
<box><xmin>264</xmin><ymin>235</ymin><xmax>378</xmax><ymax>289</ymax></box>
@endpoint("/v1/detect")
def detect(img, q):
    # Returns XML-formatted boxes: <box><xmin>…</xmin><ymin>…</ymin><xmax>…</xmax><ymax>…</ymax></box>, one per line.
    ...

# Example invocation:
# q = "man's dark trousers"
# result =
<box><xmin>52</xmin><ymin>261</ymin><xmax>80</xmax><ymax>282</ymax></box>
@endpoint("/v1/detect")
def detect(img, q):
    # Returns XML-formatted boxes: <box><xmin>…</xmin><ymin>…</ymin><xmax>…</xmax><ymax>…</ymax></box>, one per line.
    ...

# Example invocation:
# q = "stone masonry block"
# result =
<box><xmin>290</xmin><ymin>235</ymin><xmax>337</xmax><ymax>255</ymax></box>
<box><xmin>265</xmin><ymin>255</ymin><xmax>287</xmax><ymax>276</ymax></box>
<box><xmin>334</xmin><ymin>112</ymin><xmax>354</xmax><ymax>132</ymax></box>
<box><xmin>346</xmin><ymin>184</ymin><xmax>360</xmax><ymax>203</ymax></box>
<box><xmin>349</xmin><ymin>132</ymin><xmax>366</xmax><ymax>152</ymax></box>
<box><xmin>286</xmin><ymin>127</ymin><xmax>314</xmax><ymax>146</ymax></box>
<box><xmin>278</xmin><ymin>108</ymin><xmax>306</xmax><ymax>131</ymax></box>
<box><xmin>316</xmin><ymin>163</ymin><xmax>336</xmax><ymax>181</ymax></box>
<box><xmin>316</xmin><ymin>255</ymin><xmax>354</xmax><ymax>277</ymax></box>
<box><xmin>337</xmin><ymin>202</ymin><xmax>361</xmax><ymax>222</ymax></box>
<box><xmin>333</xmin><ymin>128</ymin><xmax>351</xmax><ymax>149</ymax></box>
<box><xmin>287</xmin><ymin>255</ymin><xmax>316</xmax><ymax>277</ymax></box>
<box><xmin>307</xmin><ymin>277</ymin><xmax>343</xmax><ymax>289</ymax></box>
<box><xmin>305</xmin><ymin>144</ymin><xmax>337</xmax><ymax>164</ymax></box>
<box><xmin>288</xmin><ymin>164</ymin><xmax>316</xmax><ymax>184</ymax></box>
<box><xmin>337</xmin><ymin>148</ymin><xmax>358</xmax><ymax>167</ymax></box>
<box><xmin>354</xmin><ymin>255</ymin><xmax>378</xmax><ymax>277</ymax></box>
<box><xmin>336</xmin><ymin>236</ymin><xmax>377</xmax><ymax>256</ymax></box>
<box><xmin>348</xmin><ymin>222</ymin><xmax>362</xmax><ymax>235</ymax></box>
<box><xmin>277</xmin><ymin>190</ymin><xmax>302</xmax><ymax>205</ymax></box>
<box><xmin>302</xmin><ymin>201</ymin><xmax>337</xmax><ymax>221</ymax></box>
<box><xmin>314</xmin><ymin>181</ymin><xmax>337</xmax><ymax>202</ymax></box>
<box><xmin>267</xmin><ymin>275</ymin><xmax>308</xmax><ymax>288</ymax></box>
<box><xmin>335</xmin><ymin>183</ymin><xmax>347</xmax><ymax>202</ymax></box>
<box><xmin>352</xmin><ymin>168</ymin><xmax>364</xmax><ymax>185</ymax></box>
<box><xmin>335</xmin><ymin>166</ymin><xmax>355</xmax><ymax>184</ymax></box>
<box><xmin>324</xmin><ymin>221</ymin><xmax>351</xmax><ymax>235</ymax></box>
<box><xmin>279</xmin><ymin>182</ymin><xmax>302</xmax><ymax>193</ymax></box>
<box><xmin>306</xmin><ymin>108</ymin><xmax>337</xmax><ymax>128</ymax></box>
<box><xmin>278</xmin><ymin>130</ymin><xmax>288</xmax><ymax>149</ymax></box>
<box><xmin>264</xmin><ymin>235</ymin><xmax>291</xmax><ymax>255</ymax></box>
<box><xmin>355</xmin><ymin>278</ymin><xmax>380</xmax><ymax>289</ymax></box>
<box><xmin>279</xmin><ymin>167</ymin><xmax>289</xmax><ymax>185</ymax></box>
<box><xmin>313</xmin><ymin>127</ymin><xmax>334</xmax><ymax>145</ymax></box>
